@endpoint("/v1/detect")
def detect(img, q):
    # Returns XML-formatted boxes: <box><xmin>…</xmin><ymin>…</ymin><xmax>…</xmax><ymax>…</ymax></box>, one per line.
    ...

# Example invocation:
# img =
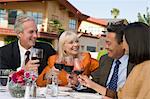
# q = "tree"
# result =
<box><xmin>111</xmin><ymin>8</ymin><xmax>120</xmax><ymax>19</ymax></box>
<box><xmin>138</xmin><ymin>7</ymin><xmax>150</xmax><ymax>26</ymax></box>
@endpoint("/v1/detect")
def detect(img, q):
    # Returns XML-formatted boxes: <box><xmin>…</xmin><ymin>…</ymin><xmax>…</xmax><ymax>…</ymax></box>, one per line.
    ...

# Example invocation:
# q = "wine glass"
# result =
<box><xmin>54</xmin><ymin>59</ymin><xmax>64</xmax><ymax>71</ymax></box>
<box><xmin>0</xmin><ymin>69</ymin><xmax>12</xmax><ymax>92</ymax></box>
<box><xmin>64</xmin><ymin>56</ymin><xmax>74</xmax><ymax>74</ymax></box>
<box><xmin>30</xmin><ymin>48</ymin><xmax>43</xmax><ymax>80</ymax></box>
<box><xmin>31</xmin><ymin>48</ymin><xmax>43</xmax><ymax>62</ymax></box>
<box><xmin>73</xmin><ymin>58</ymin><xmax>84</xmax><ymax>75</ymax></box>
<box><xmin>64</xmin><ymin>56</ymin><xmax>74</xmax><ymax>87</ymax></box>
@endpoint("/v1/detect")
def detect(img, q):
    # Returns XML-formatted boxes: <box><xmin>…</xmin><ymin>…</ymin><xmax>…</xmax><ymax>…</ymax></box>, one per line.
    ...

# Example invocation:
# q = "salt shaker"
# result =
<box><xmin>24</xmin><ymin>83</ymin><xmax>30</xmax><ymax>99</ymax></box>
<box><xmin>51</xmin><ymin>68</ymin><xmax>58</xmax><ymax>97</ymax></box>
<box><xmin>30</xmin><ymin>82</ymin><xmax>37</xmax><ymax>98</ymax></box>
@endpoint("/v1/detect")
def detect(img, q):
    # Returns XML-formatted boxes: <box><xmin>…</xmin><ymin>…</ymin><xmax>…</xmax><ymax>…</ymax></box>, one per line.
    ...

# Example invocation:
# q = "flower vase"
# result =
<box><xmin>8</xmin><ymin>80</ymin><xmax>25</xmax><ymax>98</ymax></box>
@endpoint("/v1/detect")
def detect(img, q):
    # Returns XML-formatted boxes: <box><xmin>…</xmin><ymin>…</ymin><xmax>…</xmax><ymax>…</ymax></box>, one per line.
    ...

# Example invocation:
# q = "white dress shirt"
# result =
<box><xmin>17</xmin><ymin>41</ymin><xmax>32</xmax><ymax>71</ymax></box>
<box><xmin>106</xmin><ymin>55</ymin><xmax>129</xmax><ymax>91</ymax></box>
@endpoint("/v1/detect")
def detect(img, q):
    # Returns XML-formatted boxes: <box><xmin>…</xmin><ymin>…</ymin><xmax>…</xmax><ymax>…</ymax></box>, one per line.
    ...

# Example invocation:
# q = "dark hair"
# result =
<box><xmin>123</xmin><ymin>22</ymin><xmax>150</xmax><ymax>65</ymax></box>
<box><xmin>107</xmin><ymin>20</ymin><xmax>127</xmax><ymax>44</ymax></box>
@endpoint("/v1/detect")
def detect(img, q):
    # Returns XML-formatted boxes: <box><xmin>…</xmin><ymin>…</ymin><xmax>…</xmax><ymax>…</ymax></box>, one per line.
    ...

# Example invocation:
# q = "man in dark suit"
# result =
<box><xmin>0</xmin><ymin>41</ymin><xmax>55</xmax><ymax>74</ymax></box>
<box><xmin>0</xmin><ymin>14</ymin><xmax>56</xmax><ymax>75</ymax></box>
<box><xmin>90</xmin><ymin>21</ymin><xmax>135</xmax><ymax>98</ymax></box>
<box><xmin>77</xmin><ymin>21</ymin><xmax>134</xmax><ymax>99</ymax></box>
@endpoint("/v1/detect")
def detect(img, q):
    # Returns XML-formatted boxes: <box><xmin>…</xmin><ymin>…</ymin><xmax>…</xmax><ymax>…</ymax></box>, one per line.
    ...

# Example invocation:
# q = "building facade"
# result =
<box><xmin>0</xmin><ymin>0</ymin><xmax>88</xmax><ymax>47</ymax></box>
<box><xmin>0</xmin><ymin>0</ymin><xmax>109</xmax><ymax>53</ymax></box>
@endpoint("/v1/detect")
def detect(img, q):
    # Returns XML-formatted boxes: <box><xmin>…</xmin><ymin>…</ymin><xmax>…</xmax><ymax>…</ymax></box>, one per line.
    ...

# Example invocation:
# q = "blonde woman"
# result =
<box><xmin>36</xmin><ymin>31</ymin><xmax>99</xmax><ymax>87</ymax></box>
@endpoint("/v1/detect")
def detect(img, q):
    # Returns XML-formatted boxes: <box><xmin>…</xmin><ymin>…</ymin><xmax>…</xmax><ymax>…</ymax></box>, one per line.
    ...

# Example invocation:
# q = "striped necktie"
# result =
<box><xmin>25</xmin><ymin>51</ymin><xmax>30</xmax><ymax>65</ymax></box>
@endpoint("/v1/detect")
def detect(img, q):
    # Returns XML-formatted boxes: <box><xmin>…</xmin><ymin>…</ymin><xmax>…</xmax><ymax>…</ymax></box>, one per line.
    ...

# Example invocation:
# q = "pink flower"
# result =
<box><xmin>32</xmin><ymin>75</ymin><xmax>36</xmax><ymax>81</ymax></box>
<box><xmin>9</xmin><ymin>69</ymin><xmax>36</xmax><ymax>85</ymax></box>
<box><xmin>11</xmin><ymin>70</ymin><xmax>25</xmax><ymax>83</ymax></box>
<box><xmin>24</xmin><ymin>72</ymin><xmax>30</xmax><ymax>78</ymax></box>
<box><xmin>11</xmin><ymin>73</ymin><xmax>17</xmax><ymax>83</ymax></box>
<box><xmin>17</xmin><ymin>76</ymin><xmax>24</xmax><ymax>83</ymax></box>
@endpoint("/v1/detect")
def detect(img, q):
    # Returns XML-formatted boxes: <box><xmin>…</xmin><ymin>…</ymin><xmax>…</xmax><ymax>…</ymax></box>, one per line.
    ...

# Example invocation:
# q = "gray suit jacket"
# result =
<box><xmin>91</xmin><ymin>54</ymin><xmax>135</xmax><ymax>89</ymax></box>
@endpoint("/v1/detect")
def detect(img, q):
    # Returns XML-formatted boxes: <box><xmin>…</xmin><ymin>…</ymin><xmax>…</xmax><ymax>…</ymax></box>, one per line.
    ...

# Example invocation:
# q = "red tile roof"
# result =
<box><xmin>0</xmin><ymin>0</ymin><xmax>89</xmax><ymax>20</ymax></box>
<box><xmin>86</xmin><ymin>17</ymin><xmax>108</xmax><ymax>27</ymax></box>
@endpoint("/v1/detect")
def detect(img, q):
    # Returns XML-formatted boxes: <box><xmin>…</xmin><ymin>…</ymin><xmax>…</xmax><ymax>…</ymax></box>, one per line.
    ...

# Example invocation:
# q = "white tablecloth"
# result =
<box><xmin>0</xmin><ymin>86</ymin><xmax>102</xmax><ymax>99</ymax></box>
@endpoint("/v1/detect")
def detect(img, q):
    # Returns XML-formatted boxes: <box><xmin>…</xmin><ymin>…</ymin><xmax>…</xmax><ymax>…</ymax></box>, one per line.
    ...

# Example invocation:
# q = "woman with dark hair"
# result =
<box><xmin>79</xmin><ymin>22</ymin><xmax>150</xmax><ymax>99</ymax></box>
<box><xmin>118</xmin><ymin>22</ymin><xmax>150</xmax><ymax>99</ymax></box>
<box><xmin>123</xmin><ymin>22</ymin><xmax>150</xmax><ymax>65</ymax></box>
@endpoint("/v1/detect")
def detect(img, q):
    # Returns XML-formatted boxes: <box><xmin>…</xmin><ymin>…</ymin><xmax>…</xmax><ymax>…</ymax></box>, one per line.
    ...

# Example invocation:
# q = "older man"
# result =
<box><xmin>0</xmin><ymin>14</ymin><xmax>56</xmax><ymax>74</ymax></box>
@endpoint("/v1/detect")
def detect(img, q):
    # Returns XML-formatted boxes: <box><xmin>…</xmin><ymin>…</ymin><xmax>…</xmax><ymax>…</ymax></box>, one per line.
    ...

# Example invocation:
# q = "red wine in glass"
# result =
<box><xmin>63</xmin><ymin>65</ymin><xmax>74</xmax><ymax>74</ymax></box>
<box><xmin>73</xmin><ymin>70</ymin><xmax>84</xmax><ymax>75</ymax></box>
<box><xmin>31</xmin><ymin>57</ymin><xmax>41</xmax><ymax>64</ymax></box>
<box><xmin>31</xmin><ymin>48</ymin><xmax>43</xmax><ymax>64</ymax></box>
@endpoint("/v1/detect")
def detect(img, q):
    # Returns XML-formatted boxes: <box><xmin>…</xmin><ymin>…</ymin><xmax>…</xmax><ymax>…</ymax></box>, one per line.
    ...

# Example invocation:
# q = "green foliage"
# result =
<box><xmin>47</xmin><ymin>19</ymin><xmax>65</xmax><ymax>37</ymax></box>
<box><xmin>138</xmin><ymin>7</ymin><xmax>150</xmax><ymax>26</ymax></box>
<box><xmin>4</xmin><ymin>36</ymin><xmax>17</xmax><ymax>44</ymax></box>
<box><xmin>48</xmin><ymin>19</ymin><xmax>62</xmax><ymax>28</ymax></box>
<box><xmin>111</xmin><ymin>8</ymin><xmax>120</xmax><ymax>19</ymax></box>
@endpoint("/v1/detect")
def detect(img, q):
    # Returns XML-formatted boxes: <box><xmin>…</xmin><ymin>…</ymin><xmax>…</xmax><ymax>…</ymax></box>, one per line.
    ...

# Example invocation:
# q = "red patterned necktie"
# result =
<box><xmin>25</xmin><ymin>51</ymin><xmax>30</xmax><ymax>65</ymax></box>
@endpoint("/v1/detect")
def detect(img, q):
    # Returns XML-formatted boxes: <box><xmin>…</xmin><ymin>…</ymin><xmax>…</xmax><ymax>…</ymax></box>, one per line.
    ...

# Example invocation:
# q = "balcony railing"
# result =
<box><xmin>0</xmin><ymin>28</ymin><xmax>16</xmax><ymax>36</ymax></box>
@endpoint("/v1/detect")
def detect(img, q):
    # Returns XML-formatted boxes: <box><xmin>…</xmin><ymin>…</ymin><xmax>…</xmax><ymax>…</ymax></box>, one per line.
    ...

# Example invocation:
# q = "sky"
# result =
<box><xmin>68</xmin><ymin>0</ymin><xmax>150</xmax><ymax>22</ymax></box>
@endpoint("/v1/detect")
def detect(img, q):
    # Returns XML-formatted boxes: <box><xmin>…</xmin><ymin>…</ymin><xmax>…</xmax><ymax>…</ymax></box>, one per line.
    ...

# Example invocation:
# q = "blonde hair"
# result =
<box><xmin>58</xmin><ymin>31</ymin><xmax>79</xmax><ymax>62</ymax></box>
<box><xmin>14</xmin><ymin>14</ymin><xmax>35</xmax><ymax>34</ymax></box>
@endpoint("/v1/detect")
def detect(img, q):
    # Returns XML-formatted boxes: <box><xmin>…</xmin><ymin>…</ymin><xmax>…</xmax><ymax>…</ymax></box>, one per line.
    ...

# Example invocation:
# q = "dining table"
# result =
<box><xmin>0</xmin><ymin>86</ymin><xmax>102</xmax><ymax>99</ymax></box>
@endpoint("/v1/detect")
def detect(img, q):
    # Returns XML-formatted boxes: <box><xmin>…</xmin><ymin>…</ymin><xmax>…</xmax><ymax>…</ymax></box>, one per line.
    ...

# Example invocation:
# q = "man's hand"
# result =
<box><xmin>24</xmin><ymin>59</ymin><xmax>40</xmax><ymax>72</ymax></box>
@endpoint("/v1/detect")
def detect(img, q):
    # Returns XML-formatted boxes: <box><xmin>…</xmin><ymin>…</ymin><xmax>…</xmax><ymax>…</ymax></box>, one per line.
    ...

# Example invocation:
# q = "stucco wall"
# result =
<box><xmin>0</xmin><ymin>36</ymin><xmax>5</xmax><ymax>47</ymax></box>
<box><xmin>79</xmin><ymin>36</ymin><xmax>105</xmax><ymax>52</ymax></box>
<box><xmin>78</xmin><ymin>21</ymin><xmax>105</xmax><ymax>35</ymax></box>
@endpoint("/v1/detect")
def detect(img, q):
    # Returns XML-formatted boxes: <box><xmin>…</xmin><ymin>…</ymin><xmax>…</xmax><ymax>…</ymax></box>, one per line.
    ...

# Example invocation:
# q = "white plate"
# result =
<box><xmin>71</xmin><ymin>92</ymin><xmax>102</xmax><ymax>99</ymax></box>
<box><xmin>36</xmin><ymin>87</ymin><xmax>46</xmax><ymax>98</ymax></box>
<box><xmin>58</xmin><ymin>86</ymin><xmax>73</xmax><ymax>92</ymax></box>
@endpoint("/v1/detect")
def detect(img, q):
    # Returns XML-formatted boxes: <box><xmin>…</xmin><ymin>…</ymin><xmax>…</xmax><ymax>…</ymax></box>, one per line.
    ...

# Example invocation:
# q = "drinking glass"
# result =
<box><xmin>64</xmin><ymin>56</ymin><xmax>74</xmax><ymax>74</ymax></box>
<box><xmin>30</xmin><ymin>48</ymin><xmax>43</xmax><ymax>80</ymax></box>
<box><xmin>31</xmin><ymin>48</ymin><xmax>43</xmax><ymax>62</ymax></box>
<box><xmin>0</xmin><ymin>69</ymin><xmax>12</xmax><ymax>92</ymax></box>
<box><xmin>73</xmin><ymin>58</ymin><xmax>84</xmax><ymax>75</ymax></box>
<box><xmin>46</xmin><ymin>68</ymin><xmax>59</xmax><ymax>97</ymax></box>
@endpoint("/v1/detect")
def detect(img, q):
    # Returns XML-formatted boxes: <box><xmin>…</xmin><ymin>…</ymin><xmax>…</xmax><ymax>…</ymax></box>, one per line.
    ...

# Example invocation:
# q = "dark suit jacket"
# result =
<box><xmin>0</xmin><ymin>41</ymin><xmax>56</xmax><ymax>75</ymax></box>
<box><xmin>91</xmin><ymin>54</ymin><xmax>135</xmax><ymax>98</ymax></box>
<box><xmin>91</xmin><ymin>54</ymin><xmax>134</xmax><ymax>87</ymax></box>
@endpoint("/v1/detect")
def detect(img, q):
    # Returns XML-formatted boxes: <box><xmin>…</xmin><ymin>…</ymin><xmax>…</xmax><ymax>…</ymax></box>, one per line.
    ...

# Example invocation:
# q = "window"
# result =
<box><xmin>0</xmin><ymin>9</ymin><xmax>7</xmax><ymax>25</ymax></box>
<box><xmin>8</xmin><ymin>10</ymin><xmax>17</xmax><ymax>25</ymax></box>
<box><xmin>0</xmin><ymin>9</ymin><xmax>6</xmax><ymax>20</ymax></box>
<box><xmin>27</xmin><ymin>11</ymin><xmax>43</xmax><ymax>25</ymax></box>
<box><xmin>81</xmin><ymin>45</ymin><xmax>85</xmax><ymax>51</ymax></box>
<box><xmin>87</xmin><ymin>46</ymin><xmax>96</xmax><ymax>52</ymax></box>
<box><xmin>8</xmin><ymin>10</ymin><xmax>23</xmax><ymax>25</ymax></box>
<box><xmin>69</xmin><ymin>19</ymin><xmax>76</xmax><ymax>30</ymax></box>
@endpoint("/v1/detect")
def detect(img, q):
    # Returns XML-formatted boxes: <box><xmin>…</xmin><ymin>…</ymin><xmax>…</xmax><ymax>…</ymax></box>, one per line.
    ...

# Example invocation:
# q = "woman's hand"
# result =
<box><xmin>68</xmin><ymin>72</ymin><xmax>78</xmax><ymax>88</ymax></box>
<box><xmin>78</xmin><ymin>75</ymin><xmax>94</xmax><ymax>88</ymax></box>
<box><xmin>78</xmin><ymin>75</ymin><xmax>108</xmax><ymax>96</ymax></box>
